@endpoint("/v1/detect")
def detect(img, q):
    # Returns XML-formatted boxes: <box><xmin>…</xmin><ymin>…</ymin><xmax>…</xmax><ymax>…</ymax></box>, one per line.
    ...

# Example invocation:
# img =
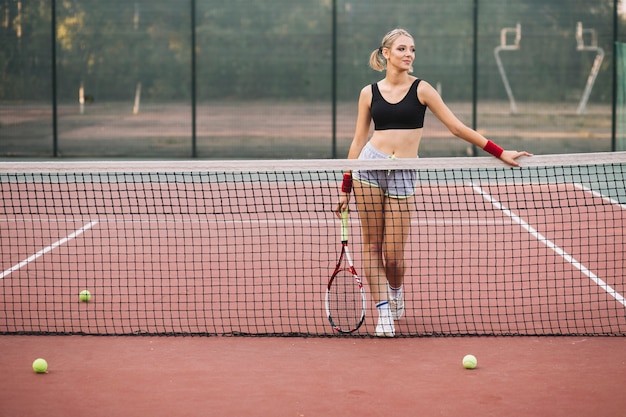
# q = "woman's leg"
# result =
<box><xmin>383</xmin><ymin>196</ymin><xmax>414</xmax><ymax>289</ymax></box>
<box><xmin>354</xmin><ymin>180</ymin><xmax>396</xmax><ymax>336</ymax></box>
<box><xmin>383</xmin><ymin>196</ymin><xmax>414</xmax><ymax>320</ymax></box>
<box><xmin>353</xmin><ymin>181</ymin><xmax>386</xmax><ymax>304</ymax></box>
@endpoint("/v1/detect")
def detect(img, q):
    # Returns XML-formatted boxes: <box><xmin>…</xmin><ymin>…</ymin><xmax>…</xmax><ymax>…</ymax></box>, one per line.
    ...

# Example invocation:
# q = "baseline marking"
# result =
<box><xmin>470</xmin><ymin>183</ymin><xmax>626</xmax><ymax>308</ymax></box>
<box><xmin>0</xmin><ymin>220</ymin><xmax>99</xmax><ymax>280</ymax></box>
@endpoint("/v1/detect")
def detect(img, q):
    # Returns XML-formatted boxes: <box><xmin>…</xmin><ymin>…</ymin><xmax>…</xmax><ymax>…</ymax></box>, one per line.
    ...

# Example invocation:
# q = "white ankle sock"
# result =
<box><xmin>376</xmin><ymin>301</ymin><xmax>391</xmax><ymax>317</ymax></box>
<box><xmin>388</xmin><ymin>285</ymin><xmax>403</xmax><ymax>299</ymax></box>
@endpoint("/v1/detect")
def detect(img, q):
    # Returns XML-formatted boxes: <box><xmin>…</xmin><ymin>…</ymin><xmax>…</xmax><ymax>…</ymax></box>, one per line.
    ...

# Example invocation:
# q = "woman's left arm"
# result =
<box><xmin>418</xmin><ymin>81</ymin><xmax>532</xmax><ymax>166</ymax></box>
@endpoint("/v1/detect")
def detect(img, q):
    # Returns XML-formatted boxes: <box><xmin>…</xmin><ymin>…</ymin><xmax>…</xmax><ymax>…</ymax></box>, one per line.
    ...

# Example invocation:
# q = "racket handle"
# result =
<box><xmin>341</xmin><ymin>209</ymin><xmax>349</xmax><ymax>242</ymax></box>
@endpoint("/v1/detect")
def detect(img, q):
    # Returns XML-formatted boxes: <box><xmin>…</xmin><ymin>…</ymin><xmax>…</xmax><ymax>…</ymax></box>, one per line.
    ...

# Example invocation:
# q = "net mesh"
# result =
<box><xmin>1</xmin><ymin>153</ymin><xmax>625</xmax><ymax>337</ymax></box>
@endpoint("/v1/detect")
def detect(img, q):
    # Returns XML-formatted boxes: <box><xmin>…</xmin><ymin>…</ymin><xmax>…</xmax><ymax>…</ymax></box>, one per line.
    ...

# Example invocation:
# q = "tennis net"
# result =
<box><xmin>1</xmin><ymin>153</ymin><xmax>625</xmax><ymax>337</ymax></box>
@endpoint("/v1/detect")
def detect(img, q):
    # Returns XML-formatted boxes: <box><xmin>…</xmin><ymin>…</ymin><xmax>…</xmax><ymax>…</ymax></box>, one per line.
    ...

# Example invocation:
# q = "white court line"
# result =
<box><xmin>0</xmin><ymin>220</ymin><xmax>99</xmax><ymax>280</ymax></box>
<box><xmin>574</xmin><ymin>183</ymin><xmax>626</xmax><ymax>210</ymax></box>
<box><xmin>470</xmin><ymin>183</ymin><xmax>626</xmax><ymax>308</ymax></box>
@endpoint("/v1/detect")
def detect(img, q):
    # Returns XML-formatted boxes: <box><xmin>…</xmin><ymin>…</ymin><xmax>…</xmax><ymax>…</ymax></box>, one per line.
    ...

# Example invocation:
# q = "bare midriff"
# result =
<box><xmin>369</xmin><ymin>128</ymin><xmax>422</xmax><ymax>158</ymax></box>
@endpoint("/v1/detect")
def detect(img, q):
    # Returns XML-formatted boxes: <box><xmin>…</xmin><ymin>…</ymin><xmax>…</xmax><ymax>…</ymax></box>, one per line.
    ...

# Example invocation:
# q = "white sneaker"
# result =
<box><xmin>375</xmin><ymin>315</ymin><xmax>395</xmax><ymax>337</ymax></box>
<box><xmin>389</xmin><ymin>293</ymin><xmax>405</xmax><ymax>321</ymax></box>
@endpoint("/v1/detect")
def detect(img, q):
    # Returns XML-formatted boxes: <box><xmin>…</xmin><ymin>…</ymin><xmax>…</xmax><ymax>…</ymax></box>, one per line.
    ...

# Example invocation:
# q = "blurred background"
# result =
<box><xmin>2</xmin><ymin>0</ymin><xmax>626</xmax><ymax>159</ymax></box>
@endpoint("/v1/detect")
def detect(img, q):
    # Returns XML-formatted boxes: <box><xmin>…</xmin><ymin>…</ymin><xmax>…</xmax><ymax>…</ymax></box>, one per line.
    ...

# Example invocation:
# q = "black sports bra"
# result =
<box><xmin>371</xmin><ymin>79</ymin><xmax>427</xmax><ymax>130</ymax></box>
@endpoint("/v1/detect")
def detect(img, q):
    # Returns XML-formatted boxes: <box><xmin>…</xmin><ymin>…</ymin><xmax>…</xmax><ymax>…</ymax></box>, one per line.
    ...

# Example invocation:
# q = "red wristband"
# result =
<box><xmin>483</xmin><ymin>140</ymin><xmax>504</xmax><ymax>158</ymax></box>
<box><xmin>341</xmin><ymin>173</ymin><xmax>353</xmax><ymax>193</ymax></box>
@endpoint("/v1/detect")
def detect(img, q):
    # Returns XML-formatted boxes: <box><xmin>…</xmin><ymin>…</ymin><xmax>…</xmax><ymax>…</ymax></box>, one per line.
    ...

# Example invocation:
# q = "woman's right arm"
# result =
<box><xmin>346</xmin><ymin>86</ymin><xmax>374</xmax><ymax>161</ymax></box>
<box><xmin>335</xmin><ymin>86</ymin><xmax>373</xmax><ymax>216</ymax></box>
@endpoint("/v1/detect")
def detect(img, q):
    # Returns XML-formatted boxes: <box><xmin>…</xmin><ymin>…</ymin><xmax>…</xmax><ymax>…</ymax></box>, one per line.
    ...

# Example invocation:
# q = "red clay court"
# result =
<box><xmin>1</xmin><ymin>154</ymin><xmax>625</xmax><ymax>416</ymax></box>
<box><xmin>1</xmin><ymin>335</ymin><xmax>625</xmax><ymax>417</ymax></box>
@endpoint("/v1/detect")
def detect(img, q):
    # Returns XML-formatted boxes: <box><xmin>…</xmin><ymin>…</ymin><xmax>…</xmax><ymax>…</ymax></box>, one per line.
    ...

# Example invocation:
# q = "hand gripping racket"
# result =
<box><xmin>325</xmin><ymin>209</ymin><xmax>366</xmax><ymax>333</ymax></box>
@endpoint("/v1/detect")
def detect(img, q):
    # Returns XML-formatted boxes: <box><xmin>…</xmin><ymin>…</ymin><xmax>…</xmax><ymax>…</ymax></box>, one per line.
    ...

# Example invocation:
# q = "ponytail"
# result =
<box><xmin>369</xmin><ymin>47</ymin><xmax>386</xmax><ymax>72</ymax></box>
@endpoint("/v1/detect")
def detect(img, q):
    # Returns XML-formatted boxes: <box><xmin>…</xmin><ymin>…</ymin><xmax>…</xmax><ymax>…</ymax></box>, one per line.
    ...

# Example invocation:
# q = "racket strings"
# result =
<box><xmin>328</xmin><ymin>267</ymin><xmax>364</xmax><ymax>331</ymax></box>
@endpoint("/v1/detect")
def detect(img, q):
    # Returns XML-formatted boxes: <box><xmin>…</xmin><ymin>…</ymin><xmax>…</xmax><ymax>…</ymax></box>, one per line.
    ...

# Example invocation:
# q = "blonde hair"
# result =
<box><xmin>368</xmin><ymin>28</ymin><xmax>414</xmax><ymax>73</ymax></box>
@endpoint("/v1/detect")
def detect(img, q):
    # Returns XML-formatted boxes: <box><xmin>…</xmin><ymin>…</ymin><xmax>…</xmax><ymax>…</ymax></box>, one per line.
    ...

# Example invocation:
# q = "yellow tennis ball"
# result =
<box><xmin>462</xmin><ymin>354</ymin><xmax>477</xmax><ymax>369</ymax></box>
<box><xmin>32</xmin><ymin>358</ymin><xmax>48</xmax><ymax>373</ymax></box>
<box><xmin>79</xmin><ymin>290</ymin><xmax>92</xmax><ymax>302</ymax></box>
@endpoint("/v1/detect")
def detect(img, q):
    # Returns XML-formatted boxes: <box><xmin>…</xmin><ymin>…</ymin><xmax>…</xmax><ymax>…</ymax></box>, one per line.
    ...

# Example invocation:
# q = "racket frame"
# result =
<box><xmin>325</xmin><ymin>210</ymin><xmax>367</xmax><ymax>333</ymax></box>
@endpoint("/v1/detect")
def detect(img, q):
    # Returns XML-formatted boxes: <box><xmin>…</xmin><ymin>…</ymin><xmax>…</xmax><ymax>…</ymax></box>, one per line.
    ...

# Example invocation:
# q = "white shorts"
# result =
<box><xmin>353</xmin><ymin>142</ymin><xmax>417</xmax><ymax>199</ymax></box>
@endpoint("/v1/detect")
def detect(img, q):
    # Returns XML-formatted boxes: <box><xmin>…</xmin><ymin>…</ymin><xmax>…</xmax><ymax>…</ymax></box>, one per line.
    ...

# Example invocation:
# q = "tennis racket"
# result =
<box><xmin>325</xmin><ymin>209</ymin><xmax>366</xmax><ymax>333</ymax></box>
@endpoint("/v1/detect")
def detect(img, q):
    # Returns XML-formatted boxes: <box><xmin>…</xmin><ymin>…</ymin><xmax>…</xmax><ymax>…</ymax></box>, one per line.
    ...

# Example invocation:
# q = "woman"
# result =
<box><xmin>335</xmin><ymin>28</ymin><xmax>531</xmax><ymax>337</ymax></box>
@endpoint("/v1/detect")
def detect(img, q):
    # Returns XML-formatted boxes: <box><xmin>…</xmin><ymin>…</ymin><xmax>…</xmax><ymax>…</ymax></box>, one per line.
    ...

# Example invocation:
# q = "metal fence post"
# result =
<box><xmin>51</xmin><ymin>0</ymin><xmax>58</xmax><ymax>157</ymax></box>
<box><xmin>191</xmin><ymin>0</ymin><xmax>197</xmax><ymax>158</ymax></box>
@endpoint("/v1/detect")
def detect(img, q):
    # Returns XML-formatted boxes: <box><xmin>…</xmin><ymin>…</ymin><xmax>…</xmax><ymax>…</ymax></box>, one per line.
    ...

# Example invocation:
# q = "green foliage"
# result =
<box><xmin>0</xmin><ymin>0</ymin><xmax>620</xmax><ymax>102</ymax></box>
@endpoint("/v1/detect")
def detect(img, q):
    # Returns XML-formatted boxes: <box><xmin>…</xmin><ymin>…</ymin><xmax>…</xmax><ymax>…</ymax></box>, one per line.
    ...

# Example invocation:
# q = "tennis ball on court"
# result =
<box><xmin>32</xmin><ymin>358</ymin><xmax>48</xmax><ymax>373</ymax></box>
<box><xmin>462</xmin><ymin>354</ymin><xmax>477</xmax><ymax>369</ymax></box>
<box><xmin>79</xmin><ymin>289</ymin><xmax>92</xmax><ymax>302</ymax></box>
